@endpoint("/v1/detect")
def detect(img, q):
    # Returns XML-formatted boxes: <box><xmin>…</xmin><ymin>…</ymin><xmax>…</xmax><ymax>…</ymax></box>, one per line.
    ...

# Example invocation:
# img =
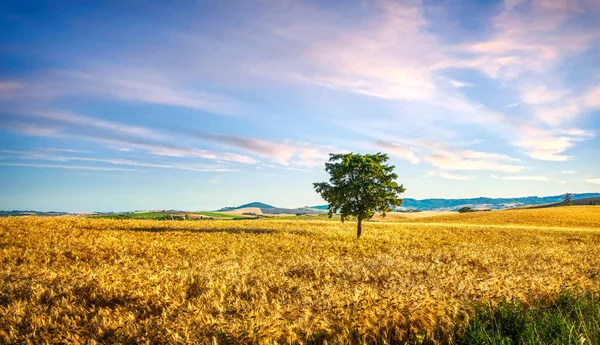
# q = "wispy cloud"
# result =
<box><xmin>0</xmin><ymin>163</ymin><xmax>136</xmax><ymax>171</ymax></box>
<box><xmin>375</xmin><ymin>140</ymin><xmax>420</xmax><ymax>164</ymax></box>
<box><xmin>586</xmin><ymin>178</ymin><xmax>600</xmax><ymax>185</ymax></box>
<box><xmin>426</xmin><ymin>153</ymin><xmax>525</xmax><ymax>172</ymax></box>
<box><xmin>1</xmin><ymin>149</ymin><xmax>239</xmax><ymax>172</ymax></box>
<box><xmin>520</xmin><ymin>84</ymin><xmax>566</xmax><ymax>105</ymax></box>
<box><xmin>5</xmin><ymin>122</ymin><xmax>62</xmax><ymax>137</ymax></box>
<box><xmin>6</xmin><ymin>111</ymin><xmax>260</xmax><ymax>165</ymax></box>
<box><xmin>490</xmin><ymin>174</ymin><xmax>549</xmax><ymax>182</ymax></box>
<box><xmin>0</xmin><ymin>81</ymin><xmax>23</xmax><ymax>97</ymax></box>
<box><xmin>179</xmin><ymin>130</ymin><xmax>334</xmax><ymax>167</ymax></box>
<box><xmin>4</xmin><ymin>70</ymin><xmax>243</xmax><ymax>115</ymax></box>
<box><xmin>515</xmin><ymin>126</ymin><xmax>594</xmax><ymax>161</ymax></box>
<box><xmin>561</xmin><ymin>170</ymin><xmax>576</xmax><ymax>174</ymax></box>
<box><xmin>427</xmin><ymin>171</ymin><xmax>473</xmax><ymax>181</ymax></box>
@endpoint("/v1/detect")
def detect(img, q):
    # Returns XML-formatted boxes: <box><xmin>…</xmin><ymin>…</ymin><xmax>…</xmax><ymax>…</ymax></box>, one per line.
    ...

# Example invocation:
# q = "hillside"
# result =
<box><xmin>405</xmin><ymin>206</ymin><xmax>600</xmax><ymax>228</ymax></box>
<box><xmin>218</xmin><ymin>202</ymin><xmax>275</xmax><ymax>211</ymax></box>
<box><xmin>312</xmin><ymin>193</ymin><xmax>600</xmax><ymax>211</ymax></box>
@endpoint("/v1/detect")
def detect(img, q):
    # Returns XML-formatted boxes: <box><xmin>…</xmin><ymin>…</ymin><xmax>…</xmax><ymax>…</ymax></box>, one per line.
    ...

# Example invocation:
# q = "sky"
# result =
<box><xmin>0</xmin><ymin>0</ymin><xmax>599</xmax><ymax>212</ymax></box>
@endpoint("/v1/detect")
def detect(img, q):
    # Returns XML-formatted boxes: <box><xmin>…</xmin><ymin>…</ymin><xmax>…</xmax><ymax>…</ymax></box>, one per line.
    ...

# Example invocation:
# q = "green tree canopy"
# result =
<box><xmin>313</xmin><ymin>152</ymin><xmax>405</xmax><ymax>238</ymax></box>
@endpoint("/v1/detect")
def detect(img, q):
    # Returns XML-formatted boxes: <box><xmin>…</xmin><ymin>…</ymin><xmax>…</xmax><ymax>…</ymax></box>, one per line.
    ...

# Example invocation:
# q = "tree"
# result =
<box><xmin>563</xmin><ymin>193</ymin><xmax>573</xmax><ymax>206</ymax></box>
<box><xmin>458</xmin><ymin>206</ymin><xmax>474</xmax><ymax>213</ymax></box>
<box><xmin>313</xmin><ymin>153</ymin><xmax>405</xmax><ymax>238</ymax></box>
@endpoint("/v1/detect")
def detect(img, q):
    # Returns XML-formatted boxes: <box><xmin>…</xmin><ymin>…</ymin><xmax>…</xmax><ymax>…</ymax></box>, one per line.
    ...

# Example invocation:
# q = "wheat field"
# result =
<box><xmin>1</xmin><ymin>207</ymin><xmax>599</xmax><ymax>344</ymax></box>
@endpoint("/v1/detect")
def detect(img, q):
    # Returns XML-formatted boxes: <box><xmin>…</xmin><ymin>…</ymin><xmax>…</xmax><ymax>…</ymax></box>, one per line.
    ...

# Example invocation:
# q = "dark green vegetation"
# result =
<box><xmin>314</xmin><ymin>152</ymin><xmax>405</xmax><ymax>238</ymax></box>
<box><xmin>458</xmin><ymin>291</ymin><xmax>600</xmax><ymax>345</ymax></box>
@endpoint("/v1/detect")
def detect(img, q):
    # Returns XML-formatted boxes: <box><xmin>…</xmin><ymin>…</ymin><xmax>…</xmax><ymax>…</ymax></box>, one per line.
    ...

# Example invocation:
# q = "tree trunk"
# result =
<box><xmin>357</xmin><ymin>218</ymin><xmax>363</xmax><ymax>239</ymax></box>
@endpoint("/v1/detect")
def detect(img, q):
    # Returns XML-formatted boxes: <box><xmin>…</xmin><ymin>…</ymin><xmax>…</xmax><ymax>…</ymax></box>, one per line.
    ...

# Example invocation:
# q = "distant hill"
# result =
<box><xmin>0</xmin><ymin>210</ymin><xmax>68</xmax><ymax>217</ymax></box>
<box><xmin>311</xmin><ymin>193</ymin><xmax>600</xmax><ymax>211</ymax></box>
<box><xmin>218</xmin><ymin>202</ymin><xmax>328</xmax><ymax>215</ymax></box>
<box><xmin>218</xmin><ymin>202</ymin><xmax>275</xmax><ymax>211</ymax></box>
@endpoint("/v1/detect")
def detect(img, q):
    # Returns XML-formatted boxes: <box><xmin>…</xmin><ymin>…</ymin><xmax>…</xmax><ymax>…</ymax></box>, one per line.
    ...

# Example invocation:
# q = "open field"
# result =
<box><xmin>194</xmin><ymin>212</ymin><xmax>252</xmax><ymax>219</ymax></box>
<box><xmin>405</xmin><ymin>206</ymin><xmax>600</xmax><ymax>228</ymax></box>
<box><xmin>1</xmin><ymin>207</ymin><xmax>599</xmax><ymax>344</ymax></box>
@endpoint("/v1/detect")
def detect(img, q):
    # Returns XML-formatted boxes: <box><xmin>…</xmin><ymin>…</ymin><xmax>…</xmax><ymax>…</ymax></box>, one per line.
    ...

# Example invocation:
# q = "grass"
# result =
<box><xmin>92</xmin><ymin>212</ymin><xmax>165</xmax><ymax>219</ymax></box>
<box><xmin>459</xmin><ymin>291</ymin><xmax>600</xmax><ymax>345</ymax></box>
<box><xmin>405</xmin><ymin>206</ymin><xmax>600</xmax><ymax>228</ymax></box>
<box><xmin>194</xmin><ymin>212</ymin><xmax>250</xmax><ymax>219</ymax></box>
<box><xmin>1</xmin><ymin>206</ymin><xmax>599</xmax><ymax>344</ymax></box>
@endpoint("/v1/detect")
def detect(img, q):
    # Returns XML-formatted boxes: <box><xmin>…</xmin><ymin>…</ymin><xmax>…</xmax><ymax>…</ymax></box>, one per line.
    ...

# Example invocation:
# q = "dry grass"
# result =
<box><xmin>371</xmin><ymin>211</ymin><xmax>454</xmax><ymax>222</ymax></box>
<box><xmin>405</xmin><ymin>206</ymin><xmax>600</xmax><ymax>228</ymax></box>
<box><xmin>1</xmin><ymin>207</ymin><xmax>599</xmax><ymax>344</ymax></box>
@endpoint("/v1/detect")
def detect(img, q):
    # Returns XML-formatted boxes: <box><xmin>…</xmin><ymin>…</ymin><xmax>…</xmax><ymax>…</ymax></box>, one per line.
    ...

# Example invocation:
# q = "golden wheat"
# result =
<box><xmin>1</xmin><ymin>207</ymin><xmax>599</xmax><ymax>344</ymax></box>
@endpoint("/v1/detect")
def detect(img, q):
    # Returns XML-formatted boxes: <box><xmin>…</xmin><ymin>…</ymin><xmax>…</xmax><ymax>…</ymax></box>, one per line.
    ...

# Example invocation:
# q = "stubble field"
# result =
<box><xmin>1</xmin><ymin>207</ymin><xmax>599</xmax><ymax>344</ymax></box>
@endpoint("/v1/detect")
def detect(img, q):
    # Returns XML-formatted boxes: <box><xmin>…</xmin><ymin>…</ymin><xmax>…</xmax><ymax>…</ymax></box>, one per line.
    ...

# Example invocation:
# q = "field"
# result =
<box><xmin>94</xmin><ymin>211</ymin><xmax>253</xmax><ymax>220</ymax></box>
<box><xmin>1</xmin><ymin>207</ymin><xmax>599</xmax><ymax>344</ymax></box>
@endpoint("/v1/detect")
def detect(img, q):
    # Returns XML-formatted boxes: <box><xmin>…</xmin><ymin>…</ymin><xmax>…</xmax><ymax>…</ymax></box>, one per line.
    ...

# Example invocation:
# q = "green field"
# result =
<box><xmin>91</xmin><ymin>212</ymin><xmax>165</xmax><ymax>219</ymax></box>
<box><xmin>194</xmin><ymin>212</ymin><xmax>251</xmax><ymax>219</ymax></box>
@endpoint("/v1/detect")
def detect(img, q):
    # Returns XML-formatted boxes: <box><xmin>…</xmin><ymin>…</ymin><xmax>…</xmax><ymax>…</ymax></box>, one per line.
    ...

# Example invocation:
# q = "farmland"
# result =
<box><xmin>1</xmin><ymin>207</ymin><xmax>599</xmax><ymax>344</ymax></box>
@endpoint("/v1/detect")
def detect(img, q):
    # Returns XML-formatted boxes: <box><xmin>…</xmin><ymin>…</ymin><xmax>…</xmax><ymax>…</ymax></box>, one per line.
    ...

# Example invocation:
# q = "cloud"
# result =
<box><xmin>26</xmin><ymin>111</ymin><xmax>162</xmax><ymax>138</ymax></box>
<box><xmin>375</xmin><ymin>140</ymin><xmax>420</xmax><ymax>164</ymax></box>
<box><xmin>7</xmin><ymin>111</ymin><xmax>260</xmax><ymax>165</ymax></box>
<box><xmin>520</xmin><ymin>84</ymin><xmax>566</xmax><ymax>105</ymax></box>
<box><xmin>426</xmin><ymin>154</ymin><xmax>525</xmax><ymax>172</ymax></box>
<box><xmin>561</xmin><ymin>170</ymin><xmax>576</xmax><ymax>174</ymax></box>
<box><xmin>1</xmin><ymin>149</ymin><xmax>239</xmax><ymax>172</ymax></box>
<box><xmin>534</xmin><ymin>104</ymin><xmax>581</xmax><ymax>126</ymax></box>
<box><xmin>0</xmin><ymin>82</ymin><xmax>23</xmax><ymax>97</ymax></box>
<box><xmin>583</xmin><ymin>86</ymin><xmax>600</xmax><ymax>108</ymax></box>
<box><xmin>5</xmin><ymin>71</ymin><xmax>242</xmax><ymax>115</ymax></box>
<box><xmin>422</xmin><ymin>145</ymin><xmax>525</xmax><ymax>172</ymax></box>
<box><xmin>0</xmin><ymin>163</ymin><xmax>136</xmax><ymax>171</ymax></box>
<box><xmin>180</xmin><ymin>130</ymin><xmax>333</xmax><ymax>167</ymax></box>
<box><xmin>586</xmin><ymin>178</ymin><xmax>600</xmax><ymax>184</ymax></box>
<box><xmin>427</xmin><ymin>171</ymin><xmax>473</xmax><ymax>180</ymax></box>
<box><xmin>490</xmin><ymin>174</ymin><xmax>549</xmax><ymax>182</ymax></box>
<box><xmin>5</xmin><ymin>122</ymin><xmax>62</xmax><ymax>137</ymax></box>
<box><xmin>447</xmin><ymin>80</ymin><xmax>471</xmax><ymax>88</ymax></box>
<box><xmin>515</xmin><ymin>126</ymin><xmax>594</xmax><ymax>161</ymax></box>
<box><xmin>459</xmin><ymin>0</ymin><xmax>596</xmax><ymax>80</ymax></box>
<box><xmin>458</xmin><ymin>150</ymin><xmax>521</xmax><ymax>162</ymax></box>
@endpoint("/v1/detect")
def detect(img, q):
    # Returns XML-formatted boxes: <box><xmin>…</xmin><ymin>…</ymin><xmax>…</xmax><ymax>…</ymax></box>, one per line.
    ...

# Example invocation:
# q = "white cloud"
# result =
<box><xmin>515</xmin><ymin>126</ymin><xmax>594</xmax><ymax>161</ymax></box>
<box><xmin>0</xmin><ymin>163</ymin><xmax>135</xmax><ymax>172</ymax></box>
<box><xmin>561</xmin><ymin>170</ymin><xmax>576</xmax><ymax>174</ymax></box>
<box><xmin>426</xmin><ymin>154</ymin><xmax>525</xmax><ymax>172</ymax></box>
<box><xmin>490</xmin><ymin>174</ymin><xmax>549</xmax><ymax>182</ymax></box>
<box><xmin>583</xmin><ymin>85</ymin><xmax>600</xmax><ymax>108</ymax></box>
<box><xmin>521</xmin><ymin>84</ymin><xmax>566</xmax><ymax>105</ymax></box>
<box><xmin>586</xmin><ymin>178</ymin><xmax>600</xmax><ymax>184</ymax></box>
<box><xmin>458</xmin><ymin>150</ymin><xmax>521</xmax><ymax>162</ymax></box>
<box><xmin>375</xmin><ymin>140</ymin><xmax>420</xmax><ymax>164</ymax></box>
<box><xmin>427</xmin><ymin>171</ymin><xmax>473</xmax><ymax>180</ymax></box>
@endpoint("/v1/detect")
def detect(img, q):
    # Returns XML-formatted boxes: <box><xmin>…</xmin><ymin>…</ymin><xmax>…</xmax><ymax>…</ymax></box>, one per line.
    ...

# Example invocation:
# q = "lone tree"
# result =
<box><xmin>563</xmin><ymin>193</ymin><xmax>573</xmax><ymax>206</ymax></box>
<box><xmin>314</xmin><ymin>152</ymin><xmax>405</xmax><ymax>238</ymax></box>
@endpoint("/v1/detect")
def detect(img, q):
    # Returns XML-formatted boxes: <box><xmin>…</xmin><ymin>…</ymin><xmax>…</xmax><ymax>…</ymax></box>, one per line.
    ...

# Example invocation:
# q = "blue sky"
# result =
<box><xmin>1</xmin><ymin>0</ymin><xmax>599</xmax><ymax>212</ymax></box>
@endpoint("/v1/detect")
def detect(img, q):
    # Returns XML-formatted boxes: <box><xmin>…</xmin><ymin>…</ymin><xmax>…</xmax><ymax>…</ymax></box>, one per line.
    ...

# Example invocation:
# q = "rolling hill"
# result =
<box><xmin>311</xmin><ymin>193</ymin><xmax>600</xmax><ymax>211</ymax></box>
